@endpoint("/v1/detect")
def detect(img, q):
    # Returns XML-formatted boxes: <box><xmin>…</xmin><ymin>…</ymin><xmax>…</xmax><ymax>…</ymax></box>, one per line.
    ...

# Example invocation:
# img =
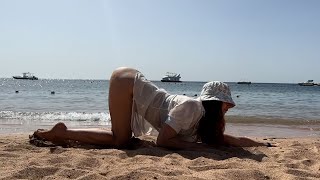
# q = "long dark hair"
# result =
<box><xmin>197</xmin><ymin>100</ymin><xmax>225</xmax><ymax>145</ymax></box>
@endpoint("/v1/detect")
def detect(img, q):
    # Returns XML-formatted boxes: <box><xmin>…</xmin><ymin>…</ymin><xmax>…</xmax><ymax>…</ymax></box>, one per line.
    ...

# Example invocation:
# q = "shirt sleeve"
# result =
<box><xmin>165</xmin><ymin>99</ymin><xmax>200</xmax><ymax>133</ymax></box>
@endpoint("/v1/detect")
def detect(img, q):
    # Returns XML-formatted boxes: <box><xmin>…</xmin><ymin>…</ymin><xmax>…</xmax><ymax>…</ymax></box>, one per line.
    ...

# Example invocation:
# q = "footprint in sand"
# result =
<box><xmin>286</xmin><ymin>169</ymin><xmax>320</xmax><ymax>179</ymax></box>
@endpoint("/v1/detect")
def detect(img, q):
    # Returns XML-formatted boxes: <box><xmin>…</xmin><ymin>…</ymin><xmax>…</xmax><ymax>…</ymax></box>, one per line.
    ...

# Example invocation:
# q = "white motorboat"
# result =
<box><xmin>13</xmin><ymin>72</ymin><xmax>38</xmax><ymax>80</ymax></box>
<box><xmin>161</xmin><ymin>72</ymin><xmax>182</xmax><ymax>82</ymax></box>
<box><xmin>298</xmin><ymin>80</ymin><xmax>315</xmax><ymax>86</ymax></box>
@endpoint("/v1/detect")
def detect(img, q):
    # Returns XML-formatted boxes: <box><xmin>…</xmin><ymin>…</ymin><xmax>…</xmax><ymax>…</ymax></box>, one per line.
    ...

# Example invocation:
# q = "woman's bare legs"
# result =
<box><xmin>34</xmin><ymin>67</ymin><xmax>138</xmax><ymax>148</ymax></box>
<box><xmin>108</xmin><ymin>67</ymin><xmax>137</xmax><ymax>146</ymax></box>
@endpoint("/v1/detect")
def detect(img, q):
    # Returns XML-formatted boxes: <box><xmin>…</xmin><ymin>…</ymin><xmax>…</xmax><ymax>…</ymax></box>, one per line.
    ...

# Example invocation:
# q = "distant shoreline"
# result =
<box><xmin>2</xmin><ymin>77</ymin><xmax>320</xmax><ymax>84</ymax></box>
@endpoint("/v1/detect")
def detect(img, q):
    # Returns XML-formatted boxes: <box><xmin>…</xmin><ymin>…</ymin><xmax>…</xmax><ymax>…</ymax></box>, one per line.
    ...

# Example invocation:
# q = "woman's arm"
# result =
<box><xmin>157</xmin><ymin>124</ymin><xmax>209</xmax><ymax>150</ymax></box>
<box><xmin>157</xmin><ymin>125</ymin><xmax>271</xmax><ymax>149</ymax></box>
<box><xmin>223</xmin><ymin>134</ymin><xmax>270</xmax><ymax>147</ymax></box>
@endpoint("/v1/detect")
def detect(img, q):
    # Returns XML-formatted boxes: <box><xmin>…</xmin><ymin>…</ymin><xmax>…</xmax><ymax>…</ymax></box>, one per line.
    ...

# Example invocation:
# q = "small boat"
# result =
<box><xmin>237</xmin><ymin>81</ymin><xmax>251</xmax><ymax>84</ymax></box>
<box><xmin>13</xmin><ymin>72</ymin><xmax>38</xmax><ymax>80</ymax></box>
<box><xmin>298</xmin><ymin>80</ymin><xmax>315</xmax><ymax>86</ymax></box>
<box><xmin>161</xmin><ymin>72</ymin><xmax>182</xmax><ymax>82</ymax></box>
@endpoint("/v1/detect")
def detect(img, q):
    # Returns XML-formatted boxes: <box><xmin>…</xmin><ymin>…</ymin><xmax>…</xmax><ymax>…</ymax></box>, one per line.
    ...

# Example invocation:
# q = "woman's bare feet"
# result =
<box><xmin>34</xmin><ymin>122</ymin><xmax>68</xmax><ymax>143</ymax></box>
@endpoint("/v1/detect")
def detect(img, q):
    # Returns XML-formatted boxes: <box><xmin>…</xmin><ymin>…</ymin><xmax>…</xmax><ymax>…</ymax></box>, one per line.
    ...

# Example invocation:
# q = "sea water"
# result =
<box><xmin>0</xmin><ymin>78</ymin><xmax>319</xmax><ymax>137</ymax></box>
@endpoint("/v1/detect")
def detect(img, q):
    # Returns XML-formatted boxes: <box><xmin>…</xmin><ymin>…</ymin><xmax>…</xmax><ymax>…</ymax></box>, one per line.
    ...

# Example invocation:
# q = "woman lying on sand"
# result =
<box><xmin>33</xmin><ymin>67</ymin><xmax>271</xmax><ymax>150</ymax></box>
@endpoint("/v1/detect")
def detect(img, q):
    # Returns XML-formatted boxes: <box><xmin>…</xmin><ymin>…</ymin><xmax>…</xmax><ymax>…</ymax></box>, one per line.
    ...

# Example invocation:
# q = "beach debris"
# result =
<box><xmin>15</xmin><ymin>90</ymin><xmax>19</xmax><ymax>93</ymax></box>
<box><xmin>264</xmin><ymin>175</ymin><xmax>270</xmax><ymax>179</ymax></box>
<box><xmin>51</xmin><ymin>91</ymin><xmax>55</xmax><ymax>95</ymax></box>
<box><xmin>266</xmin><ymin>142</ymin><xmax>273</xmax><ymax>147</ymax></box>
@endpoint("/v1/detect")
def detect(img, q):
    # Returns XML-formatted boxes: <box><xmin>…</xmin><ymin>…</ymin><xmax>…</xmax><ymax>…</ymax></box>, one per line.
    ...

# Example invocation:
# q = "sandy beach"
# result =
<box><xmin>0</xmin><ymin>133</ymin><xmax>319</xmax><ymax>180</ymax></box>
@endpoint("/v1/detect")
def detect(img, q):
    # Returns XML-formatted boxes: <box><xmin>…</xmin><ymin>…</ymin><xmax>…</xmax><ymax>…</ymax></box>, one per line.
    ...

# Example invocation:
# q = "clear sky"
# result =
<box><xmin>0</xmin><ymin>0</ymin><xmax>319</xmax><ymax>83</ymax></box>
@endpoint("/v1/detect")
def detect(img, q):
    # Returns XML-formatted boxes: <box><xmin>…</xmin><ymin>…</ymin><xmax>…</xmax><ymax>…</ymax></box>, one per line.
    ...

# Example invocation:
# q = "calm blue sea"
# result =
<box><xmin>0</xmin><ymin>78</ymin><xmax>319</xmax><ymax>137</ymax></box>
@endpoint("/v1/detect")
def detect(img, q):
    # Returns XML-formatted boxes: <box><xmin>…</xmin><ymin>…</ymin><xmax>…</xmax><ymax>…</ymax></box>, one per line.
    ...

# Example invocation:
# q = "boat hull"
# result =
<box><xmin>237</xmin><ymin>82</ymin><xmax>251</xmax><ymax>84</ymax></box>
<box><xmin>298</xmin><ymin>83</ymin><xmax>315</xmax><ymax>86</ymax></box>
<box><xmin>161</xmin><ymin>80</ymin><xmax>182</xmax><ymax>83</ymax></box>
<box><xmin>13</xmin><ymin>76</ymin><xmax>38</xmax><ymax>80</ymax></box>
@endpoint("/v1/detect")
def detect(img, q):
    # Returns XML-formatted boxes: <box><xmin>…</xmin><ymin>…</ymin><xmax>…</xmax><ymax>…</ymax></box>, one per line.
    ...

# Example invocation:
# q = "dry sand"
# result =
<box><xmin>0</xmin><ymin>134</ymin><xmax>319</xmax><ymax>180</ymax></box>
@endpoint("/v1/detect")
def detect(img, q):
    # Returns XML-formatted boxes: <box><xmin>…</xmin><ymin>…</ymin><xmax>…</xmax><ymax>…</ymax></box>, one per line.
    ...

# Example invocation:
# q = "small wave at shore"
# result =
<box><xmin>0</xmin><ymin>111</ymin><xmax>110</xmax><ymax>122</ymax></box>
<box><xmin>1</xmin><ymin>111</ymin><xmax>319</xmax><ymax>126</ymax></box>
<box><xmin>0</xmin><ymin>111</ymin><xmax>111</xmax><ymax>134</ymax></box>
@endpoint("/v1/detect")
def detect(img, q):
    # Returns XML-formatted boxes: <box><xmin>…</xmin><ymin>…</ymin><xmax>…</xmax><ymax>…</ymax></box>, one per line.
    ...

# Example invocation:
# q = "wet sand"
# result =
<box><xmin>1</xmin><ymin>115</ymin><xmax>320</xmax><ymax>138</ymax></box>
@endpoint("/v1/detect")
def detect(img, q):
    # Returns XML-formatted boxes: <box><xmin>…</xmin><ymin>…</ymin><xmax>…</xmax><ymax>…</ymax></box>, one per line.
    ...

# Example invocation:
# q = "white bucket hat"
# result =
<box><xmin>199</xmin><ymin>81</ymin><xmax>235</xmax><ymax>107</ymax></box>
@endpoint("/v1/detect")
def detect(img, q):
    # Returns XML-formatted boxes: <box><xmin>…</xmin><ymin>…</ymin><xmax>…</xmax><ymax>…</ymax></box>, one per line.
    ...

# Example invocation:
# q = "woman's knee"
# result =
<box><xmin>110</xmin><ymin>67</ymin><xmax>137</xmax><ymax>82</ymax></box>
<box><xmin>109</xmin><ymin>67</ymin><xmax>137</xmax><ymax>98</ymax></box>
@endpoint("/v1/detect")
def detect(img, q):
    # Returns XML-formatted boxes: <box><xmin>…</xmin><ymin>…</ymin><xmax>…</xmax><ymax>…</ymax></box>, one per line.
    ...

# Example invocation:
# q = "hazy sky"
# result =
<box><xmin>1</xmin><ymin>0</ymin><xmax>319</xmax><ymax>83</ymax></box>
